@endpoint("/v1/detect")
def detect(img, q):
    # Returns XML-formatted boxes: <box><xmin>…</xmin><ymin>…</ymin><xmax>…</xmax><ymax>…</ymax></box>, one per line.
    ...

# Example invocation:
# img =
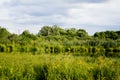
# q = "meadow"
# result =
<box><xmin>0</xmin><ymin>53</ymin><xmax>120</xmax><ymax>80</ymax></box>
<box><xmin>0</xmin><ymin>26</ymin><xmax>120</xmax><ymax>80</ymax></box>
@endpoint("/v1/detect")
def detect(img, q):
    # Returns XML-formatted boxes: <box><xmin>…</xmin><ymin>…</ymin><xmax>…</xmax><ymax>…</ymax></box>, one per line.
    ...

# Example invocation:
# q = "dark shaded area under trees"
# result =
<box><xmin>0</xmin><ymin>25</ymin><xmax>120</xmax><ymax>57</ymax></box>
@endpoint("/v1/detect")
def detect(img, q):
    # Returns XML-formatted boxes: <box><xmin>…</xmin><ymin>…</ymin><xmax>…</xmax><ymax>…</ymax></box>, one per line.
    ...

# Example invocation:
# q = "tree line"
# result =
<box><xmin>0</xmin><ymin>25</ymin><xmax>120</xmax><ymax>57</ymax></box>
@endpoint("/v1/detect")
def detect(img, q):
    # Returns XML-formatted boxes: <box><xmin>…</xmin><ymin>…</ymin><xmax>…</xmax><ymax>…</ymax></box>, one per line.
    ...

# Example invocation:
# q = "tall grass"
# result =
<box><xmin>0</xmin><ymin>53</ymin><xmax>120</xmax><ymax>80</ymax></box>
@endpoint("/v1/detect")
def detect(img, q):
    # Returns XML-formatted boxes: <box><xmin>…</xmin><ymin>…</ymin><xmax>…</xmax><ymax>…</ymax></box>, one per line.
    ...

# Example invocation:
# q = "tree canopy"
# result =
<box><xmin>0</xmin><ymin>25</ymin><xmax>120</xmax><ymax>56</ymax></box>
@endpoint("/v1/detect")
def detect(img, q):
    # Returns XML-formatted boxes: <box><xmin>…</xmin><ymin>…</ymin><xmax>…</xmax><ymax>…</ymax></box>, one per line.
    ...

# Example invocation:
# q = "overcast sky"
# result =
<box><xmin>0</xmin><ymin>0</ymin><xmax>120</xmax><ymax>35</ymax></box>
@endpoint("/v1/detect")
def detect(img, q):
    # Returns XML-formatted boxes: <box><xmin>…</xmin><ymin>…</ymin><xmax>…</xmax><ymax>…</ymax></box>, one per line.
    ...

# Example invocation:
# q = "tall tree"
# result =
<box><xmin>0</xmin><ymin>27</ymin><xmax>10</xmax><ymax>39</ymax></box>
<box><xmin>66</xmin><ymin>28</ymin><xmax>77</xmax><ymax>37</ymax></box>
<box><xmin>38</xmin><ymin>26</ymin><xmax>52</xmax><ymax>36</ymax></box>
<box><xmin>0</xmin><ymin>27</ymin><xmax>11</xmax><ymax>43</ymax></box>
<box><xmin>51</xmin><ymin>25</ymin><xmax>61</xmax><ymax>35</ymax></box>
<box><xmin>76</xmin><ymin>29</ymin><xmax>88</xmax><ymax>38</ymax></box>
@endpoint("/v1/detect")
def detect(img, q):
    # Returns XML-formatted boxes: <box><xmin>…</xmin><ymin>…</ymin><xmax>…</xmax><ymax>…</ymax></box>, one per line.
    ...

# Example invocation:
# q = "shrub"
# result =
<box><xmin>6</xmin><ymin>44</ymin><xmax>15</xmax><ymax>52</ymax></box>
<box><xmin>79</xmin><ymin>46</ymin><xmax>88</xmax><ymax>53</ymax></box>
<box><xmin>44</xmin><ymin>45</ymin><xmax>50</xmax><ymax>53</ymax></box>
<box><xmin>50</xmin><ymin>46</ymin><xmax>54</xmax><ymax>53</ymax></box>
<box><xmin>113</xmin><ymin>47</ymin><xmax>120</xmax><ymax>52</ymax></box>
<box><xmin>54</xmin><ymin>45</ymin><xmax>62</xmax><ymax>54</ymax></box>
<box><xmin>0</xmin><ymin>44</ymin><xmax>6</xmax><ymax>52</ymax></box>
<box><xmin>18</xmin><ymin>46</ymin><xmax>29</xmax><ymax>52</ymax></box>
<box><xmin>64</xmin><ymin>46</ymin><xmax>71</xmax><ymax>52</ymax></box>
<box><xmin>70</xmin><ymin>46</ymin><xmax>76</xmax><ymax>53</ymax></box>
<box><xmin>30</xmin><ymin>47</ymin><xmax>39</xmax><ymax>55</ymax></box>
<box><xmin>105</xmin><ymin>48</ymin><xmax>113</xmax><ymax>52</ymax></box>
<box><xmin>88</xmin><ymin>46</ymin><xmax>93</xmax><ymax>53</ymax></box>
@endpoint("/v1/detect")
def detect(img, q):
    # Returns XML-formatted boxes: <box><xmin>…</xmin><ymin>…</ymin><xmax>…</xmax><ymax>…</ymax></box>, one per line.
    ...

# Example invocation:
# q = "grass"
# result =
<box><xmin>0</xmin><ymin>53</ymin><xmax>120</xmax><ymax>80</ymax></box>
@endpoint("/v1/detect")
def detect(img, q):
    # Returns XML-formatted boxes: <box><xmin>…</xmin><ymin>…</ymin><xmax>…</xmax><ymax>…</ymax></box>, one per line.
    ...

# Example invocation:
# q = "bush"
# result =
<box><xmin>39</xmin><ymin>46</ymin><xmax>45</xmax><ymax>54</ymax></box>
<box><xmin>54</xmin><ymin>45</ymin><xmax>62</xmax><ymax>54</ymax></box>
<box><xmin>30</xmin><ymin>47</ymin><xmax>39</xmax><ymax>55</ymax></box>
<box><xmin>88</xmin><ymin>46</ymin><xmax>93</xmax><ymax>53</ymax></box>
<box><xmin>6</xmin><ymin>44</ymin><xmax>15</xmax><ymax>52</ymax></box>
<box><xmin>64</xmin><ymin>46</ymin><xmax>71</xmax><ymax>52</ymax></box>
<box><xmin>18</xmin><ymin>46</ymin><xmax>29</xmax><ymax>52</ymax></box>
<box><xmin>0</xmin><ymin>44</ymin><xmax>6</xmax><ymax>52</ymax></box>
<box><xmin>113</xmin><ymin>47</ymin><xmax>120</xmax><ymax>52</ymax></box>
<box><xmin>44</xmin><ymin>45</ymin><xmax>50</xmax><ymax>53</ymax></box>
<box><xmin>79</xmin><ymin>46</ymin><xmax>88</xmax><ymax>53</ymax></box>
<box><xmin>105</xmin><ymin>48</ymin><xmax>113</xmax><ymax>52</ymax></box>
<box><xmin>50</xmin><ymin>46</ymin><xmax>54</xmax><ymax>53</ymax></box>
<box><xmin>70</xmin><ymin>46</ymin><xmax>76</xmax><ymax>53</ymax></box>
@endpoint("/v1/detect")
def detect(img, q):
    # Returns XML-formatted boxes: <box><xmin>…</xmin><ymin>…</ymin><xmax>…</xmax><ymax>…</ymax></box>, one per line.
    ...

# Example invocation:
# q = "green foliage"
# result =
<box><xmin>0</xmin><ymin>26</ymin><xmax>119</xmax><ymax>57</ymax></box>
<box><xmin>39</xmin><ymin>26</ymin><xmax>52</xmax><ymax>36</ymax></box>
<box><xmin>8</xmin><ymin>34</ymin><xmax>19</xmax><ymax>43</ymax></box>
<box><xmin>44</xmin><ymin>45</ymin><xmax>51</xmax><ymax>53</ymax></box>
<box><xmin>0</xmin><ymin>26</ymin><xmax>120</xmax><ymax>79</ymax></box>
<box><xmin>6</xmin><ymin>44</ymin><xmax>15</xmax><ymax>53</ymax></box>
<box><xmin>21</xmin><ymin>30</ymin><xmax>37</xmax><ymax>40</ymax></box>
<box><xmin>92</xmin><ymin>64</ymin><xmax>118</xmax><ymax>80</ymax></box>
<box><xmin>0</xmin><ymin>54</ymin><xmax>120</xmax><ymax>80</ymax></box>
<box><xmin>86</xmin><ymin>39</ymin><xmax>104</xmax><ymax>46</ymax></box>
<box><xmin>0</xmin><ymin>27</ymin><xmax>11</xmax><ymax>44</ymax></box>
<box><xmin>39</xmin><ymin>25</ymin><xmax>62</xmax><ymax>36</ymax></box>
<box><xmin>54</xmin><ymin>45</ymin><xmax>62</xmax><ymax>53</ymax></box>
<box><xmin>0</xmin><ymin>27</ymin><xmax>10</xmax><ymax>39</ymax></box>
<box><xmin>33</xmin><ymin>64</ymin><xmax>48</xmax><ymax>80</ymax></box>
<box><xmin>30</xmin><ymin>47</ymin><xmax>39</xmax><ymax>55</ymax></box>
<box><xmin>77</xmin><ymin>29</ymin><xmax>88</xmax><ymax>38</ymax></box>
<box><xmin>18</xmin><ymin>46</ymin><xmax>29</xmax><ymax>52</ymax></box>
<box><xmin>0</xmin><ymin>44</ymin><xmax>6</xmax><ymax>52</ymax></box>
<box><xmin>66</xmin><ymin>28</ymin><xmax>77</xmax><ymax>37</ymax></box>
<box><xmin>103</xmin><ymin>40</ymin><xmax>117</xmax><ymax>48</ymax></box>
<box><xmin>94</xmin><ymin>31</ymin><xmax>120</xmax><ymax>40</ymax></box>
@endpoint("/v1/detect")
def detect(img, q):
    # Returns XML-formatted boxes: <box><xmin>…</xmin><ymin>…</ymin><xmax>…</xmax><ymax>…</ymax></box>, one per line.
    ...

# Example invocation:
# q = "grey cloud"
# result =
<box><xmin>8</xmin><ymin>0</ymin><xmax>107</xmax><ymax>5</ymax></box>
<box><xmin>6</xmin><ymin>0</ymin><xmax>106</xmax><ymax>19</ymax></box>
<box><xmin>7</xmin><ymin>0</ymin><xmax>70</xmax><ymax>17</ymax></box>
<box><xmin>6</xmin><ymin>0</ymin><xmax>70</xmax><ymax>26</ymax></box>
<box><xmin>0</xmin><ymin>0</ymin><xmax>119</xmax><ymax>35</ymax></box>
<box><xmin>65</xmin><ymin>0</ymin><xmax>107</xmax><ymax>3</ymax></box>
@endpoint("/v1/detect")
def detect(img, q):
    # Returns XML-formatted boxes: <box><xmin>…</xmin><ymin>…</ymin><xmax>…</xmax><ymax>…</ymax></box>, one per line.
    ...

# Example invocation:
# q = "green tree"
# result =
<box><xmin>66</xmin><ymin>28</ymin><xmax>77</xmax><ymax>37</ymax></box>
<box><xmin>94</xmin><ymin>31</ymin><xmax>120</xmax><ymax>40</ymax></box>
<box><xmin>22</xmin><ymin>30</ymin><xmax>30</xmax><ymax>36</ymax></box>
<box><xmin>0</xmin><ymin>27</ymin><xmax>11</xmax><ymax>44</ymax></box>
<box><xmin>19</xmin><ymin>30</ymin><xmax>36</xmax><ymax>45</ymax></box>
<box><xmin>77</xmin><ymin>29</ymin><xmax>88</xmax><ymax>38</ymax></box>
<box><xmin>94</xmin><ymin>32</ymin><xmax>105</xmax><ymax>39</ymax></box>
<box><xmin>21</xmin><ymin>30</ymin><xmax>37</xmax><ymax>40</ymax></box>
<box><xmin>39</xmin><ymin>25</ymin><xmax>64</xmax><ymax>36</ymax></box>
<box><xmin>8</xmin><ymin>34</ymin><xmax>19</xmax><ymax>43</ymax></box>
<box><xmin>51</xmin><ymin>25</ymin><xmax>61</xmax><ymax>35</ymax></box>
<box><xmin>38</xmin><ymin>26</ymin><xmax>52</xmax><ymax>36</ymax></box>
<box><xmin>0</xmin><ymin>27</ymin><xmax>10</xmax><ymax>39</ymax></box>
<box><xmin>105</xmin><ymin>31</ymin><xmax>118</xmax><ymax>40</ymax></box>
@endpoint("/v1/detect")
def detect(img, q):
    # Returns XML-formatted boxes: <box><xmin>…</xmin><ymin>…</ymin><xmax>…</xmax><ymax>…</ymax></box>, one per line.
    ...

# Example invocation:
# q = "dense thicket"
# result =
<box><xmin>0</xmin><ymin>26</ymin><xmax>120</xmax><ymax>57</ymax></box>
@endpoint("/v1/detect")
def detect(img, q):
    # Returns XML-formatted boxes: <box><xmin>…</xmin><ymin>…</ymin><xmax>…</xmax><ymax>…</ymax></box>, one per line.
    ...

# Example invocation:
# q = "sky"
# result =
<box><xmin>0</xmin><ymin>0</ymin><xmax>120</xmax><ymax>35</ymax></box>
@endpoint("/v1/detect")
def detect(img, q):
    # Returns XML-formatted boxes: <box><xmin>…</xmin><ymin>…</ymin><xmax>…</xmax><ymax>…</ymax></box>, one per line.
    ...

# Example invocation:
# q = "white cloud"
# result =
<box><xmin>0</xmin><ymin>0</ymin><xmax>119</xmax><ymax>35</ymax></box>
<box><xmin>0</xmin><ymin>0</ymin><xmax>10</xmax><ymax>5</ymax></box>
<box><xmin>0</xmin><ymin>9</ymin><xmax>9</xmax><ymax>20</ymax></box>
<box><xmin>67</xmin><ymin>0</ymin><xmax>120</xmax><ymax>26</ymax></box>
